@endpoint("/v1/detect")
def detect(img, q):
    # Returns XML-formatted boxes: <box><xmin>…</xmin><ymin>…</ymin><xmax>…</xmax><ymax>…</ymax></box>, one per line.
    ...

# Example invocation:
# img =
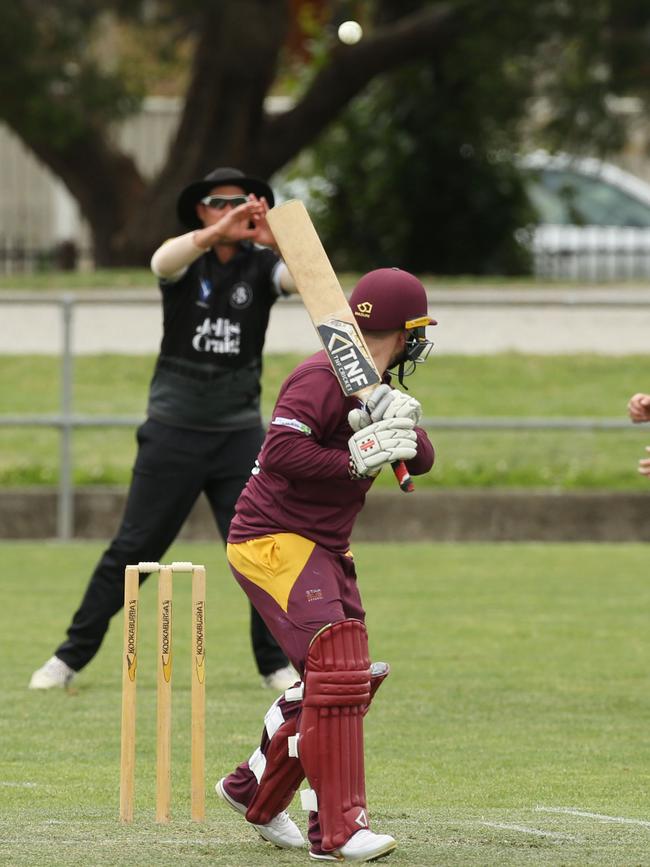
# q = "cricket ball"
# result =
<box><xmin>337</xmin><ymin>20</ymin><xmax>363</xmax><ymax>45</ymax></box>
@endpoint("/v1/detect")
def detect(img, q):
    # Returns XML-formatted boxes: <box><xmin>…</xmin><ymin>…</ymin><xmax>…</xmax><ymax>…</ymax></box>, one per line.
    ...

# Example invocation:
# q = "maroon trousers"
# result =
<box><xmin>225</xmin><ymin>539</ymin><xmax>386</xmax><ymax>854</ymax></box>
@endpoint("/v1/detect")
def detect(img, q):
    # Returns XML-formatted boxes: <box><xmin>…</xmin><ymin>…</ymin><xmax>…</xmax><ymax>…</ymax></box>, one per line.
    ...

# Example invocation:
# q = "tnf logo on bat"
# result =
<box><xmin>317</xmin><ymin>320</ymin><xmax>380</xmax><ymax>396</ymax></box>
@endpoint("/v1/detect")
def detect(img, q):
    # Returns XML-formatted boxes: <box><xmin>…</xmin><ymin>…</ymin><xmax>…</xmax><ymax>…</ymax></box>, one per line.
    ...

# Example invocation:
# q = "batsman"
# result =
<box><xmin>216</xmin><ymin>266</ymin><xmax>436</xmax><ymax>862</ymax></box>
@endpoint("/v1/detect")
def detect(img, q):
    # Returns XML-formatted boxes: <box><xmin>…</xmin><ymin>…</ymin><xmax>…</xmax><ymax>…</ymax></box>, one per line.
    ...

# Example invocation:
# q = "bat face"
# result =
<box><xmin>266</xmin><ymin>199</ymin><xmax>380</xmax><ymax>400</ymax></box>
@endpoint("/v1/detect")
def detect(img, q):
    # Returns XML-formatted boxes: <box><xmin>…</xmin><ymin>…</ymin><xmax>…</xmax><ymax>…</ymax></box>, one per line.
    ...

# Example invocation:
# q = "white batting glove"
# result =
<box><xmin>366</xmin><ymin>384</ymin><xmax>422</xmax><ymax>425</ymax></box>
<box><xmin>348</xmin><ymin>385</ymin><xmax>422</xmax><ymax>432</ymax></box>
<box><xmin>348</xmin><ymin>418</ymin><xmax>417</xmax><ymax>478</ymax></box>
<box><xmin>347</xmin><ymin>406</ymin><xmax>372</xmax><ymax>432</ymax></box>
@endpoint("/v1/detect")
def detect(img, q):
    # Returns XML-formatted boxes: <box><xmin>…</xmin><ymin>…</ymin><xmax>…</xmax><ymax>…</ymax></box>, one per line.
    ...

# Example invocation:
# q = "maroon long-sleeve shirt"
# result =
<box><xmin>228</xmin><ymin>351</ymin><xmax>434</xmax><ymax>552</ymax></box>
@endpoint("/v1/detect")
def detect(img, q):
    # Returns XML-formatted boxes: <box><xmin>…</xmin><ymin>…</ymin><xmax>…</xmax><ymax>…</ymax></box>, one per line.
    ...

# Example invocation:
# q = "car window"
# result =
<box><xmin>525</xmin><ymin>169</ymin><xmax>650</xmax><ymax>227</ymax></box>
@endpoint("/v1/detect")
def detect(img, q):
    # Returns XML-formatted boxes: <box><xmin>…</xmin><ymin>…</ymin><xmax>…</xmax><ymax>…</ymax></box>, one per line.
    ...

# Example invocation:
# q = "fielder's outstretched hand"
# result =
<box><xmin>348</xmin><ymin>384</ymin><xmax>422</xmax><ymax>432</ymax></box>
<box><xmin>628</xmin><ymin>393</ymin><xmax>650</xmax><ymax>423</ymax></box>
<box><xmin>348</xmin><ymin>417</ymin><xmax>417</xmax><ymax>478</ymax></box>
<box><xmin>638</xmin><ymin>445</ymin><xmax>650</xmax><ymax>477</ymax></box>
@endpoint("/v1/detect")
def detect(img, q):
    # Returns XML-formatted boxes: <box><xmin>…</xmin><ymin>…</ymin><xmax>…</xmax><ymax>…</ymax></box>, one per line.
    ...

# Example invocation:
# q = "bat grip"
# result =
<box><xmin>392</xmin><ymin>461</ymin><xmax>414</xmax><ymax>493</ymax></box>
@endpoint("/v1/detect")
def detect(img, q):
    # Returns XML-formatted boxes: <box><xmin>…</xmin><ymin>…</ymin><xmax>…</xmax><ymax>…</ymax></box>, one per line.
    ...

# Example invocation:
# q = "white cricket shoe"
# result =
<box><xmin>216</xmin><ymin>777</ymin><xmax>306</xmax><ymax>849</ymax></box>
<box><xmin>262</xmin><ymin>665</ymin><xmax>299</xmax><ymax>691</ymax></box>
<box><xmin>28</xmin><ymin>656</ymin><xmax>75</xmax><ymax>690</ymax></box>
<box><xmin>309</xmin><ymin>829</ymin><xmax>397</xmax><ymax>862</ymax></box>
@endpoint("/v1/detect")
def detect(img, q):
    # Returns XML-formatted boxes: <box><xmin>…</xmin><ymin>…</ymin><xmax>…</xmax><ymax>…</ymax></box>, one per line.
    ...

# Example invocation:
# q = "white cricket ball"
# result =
<box><xmin>337</xmin><ymin>20</ymin><xmax>363</xmax><ymax>45</ymax></box>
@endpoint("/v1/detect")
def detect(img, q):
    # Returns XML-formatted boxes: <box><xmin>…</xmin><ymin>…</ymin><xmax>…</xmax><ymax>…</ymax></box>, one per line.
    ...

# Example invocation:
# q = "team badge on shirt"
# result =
<box><xmin>230</xmin><ymin>282</ymin><xmax>253</xmax><ymax>309</ymax></box>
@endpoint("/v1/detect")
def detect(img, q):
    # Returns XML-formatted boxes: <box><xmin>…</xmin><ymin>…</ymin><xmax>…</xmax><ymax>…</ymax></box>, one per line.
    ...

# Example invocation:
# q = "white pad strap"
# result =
<box><xmin>264</xmin><ymin>700</ymin><xmax>285</xmax><ymax>740</ymax></box>
<box><xmin>300</xmin><ymin>787</ymin><xmax>318</xmax><ymax>812</ymax></box>
<box><xmin>284</xmin><ymin>682</ymin><xmax>304</xmax><ymax>702</ymax></box>
<box><xmin>248</xmin><ymin>748</ymin><xmax>267</xmax><ymax>784</ymax></box>
<box><xmin>287</xmin><ymin>734</ymin><xmax>300</xmax><ymax>758</ymax></box>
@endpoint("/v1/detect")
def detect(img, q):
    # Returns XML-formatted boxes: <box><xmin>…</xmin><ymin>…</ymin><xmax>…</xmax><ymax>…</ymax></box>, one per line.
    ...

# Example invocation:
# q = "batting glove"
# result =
<box><xmin>366</xmin><ymin>383</ymin><xmax>422</xmax><ymax>425</ymax></box>
<box><xmin>348</xmin><ymin>417</ymin><xmax>417</xmax><ymax>478</ymax></box>
<box><xmin>347</xmin><ymin>385</ymin><xmax>422</xmax><ymax>432</ymax></box>
<box><xmin>347</xmin><ymin>406</ymin><xmax>372</xmax><ymax>432</ymax></box>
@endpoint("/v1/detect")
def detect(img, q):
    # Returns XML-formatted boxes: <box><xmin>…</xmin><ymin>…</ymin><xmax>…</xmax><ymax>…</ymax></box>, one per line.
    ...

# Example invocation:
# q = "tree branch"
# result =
<box><xmin>258</xmin><ymin>2</ymin><xmax>465</xmax><ymax>174</ymax></box>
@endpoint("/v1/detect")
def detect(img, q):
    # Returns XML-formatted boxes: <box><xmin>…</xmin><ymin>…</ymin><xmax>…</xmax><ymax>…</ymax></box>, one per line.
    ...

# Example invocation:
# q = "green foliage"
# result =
<box><xmin>308</xmin><ymin>64</ymin><xmax>535</xmax><ymax>275</ymax></box>
<box><xmin>0</xmin><ymin>1</ymin><xmax>194</xmax><ymax>146</ymax></box>
<box><xmin>0</xmin><ymin>3</ymin><xmax>142</xmax><ymax>144</ymax></box>
<box><xmin>283</xmin><ymin>0</ymin><xmax>650</xmax><ymax>275</ymax></box>
<box><xmin>300</xmin><ymin>4</ymin><xmax>548</xmax><ymax>276</ymax></box>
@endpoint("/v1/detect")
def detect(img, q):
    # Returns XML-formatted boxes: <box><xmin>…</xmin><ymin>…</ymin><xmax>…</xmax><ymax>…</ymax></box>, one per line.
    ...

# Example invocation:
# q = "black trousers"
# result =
<box><xmin>55</xmin><ymin>418</ymin><xmax>288</xmax><ymax>676</ymax></box>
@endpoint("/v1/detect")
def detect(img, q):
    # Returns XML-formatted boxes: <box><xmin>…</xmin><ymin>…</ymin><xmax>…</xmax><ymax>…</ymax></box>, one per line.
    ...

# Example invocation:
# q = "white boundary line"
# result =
<box><xmin>480</xmin><ymin>821</ymin><xmax>581</xmax><ymax>842</ymax></box>
<box><xmin>536</xmin><ymin>807</ymin><xmax>650</xmax><ymax>828</ymax></box>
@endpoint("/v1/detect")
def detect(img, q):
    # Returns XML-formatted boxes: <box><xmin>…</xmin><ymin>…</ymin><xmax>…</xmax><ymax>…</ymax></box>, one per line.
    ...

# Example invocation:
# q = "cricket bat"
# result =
<box><xmin>267</xmin><ymin>199</ymin><xmax>413</xmax><ymax>492</ymax></box>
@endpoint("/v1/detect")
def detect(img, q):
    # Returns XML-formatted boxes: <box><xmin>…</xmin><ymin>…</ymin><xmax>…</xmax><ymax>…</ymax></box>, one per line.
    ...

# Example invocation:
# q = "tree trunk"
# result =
<box><xmin>15</xmin><ymin>127</ymin><xmax>147</xmax><ymax>267</ymax></box>
<box><xmin>114</xmin><ymin>0</ymin><xmax>291</xmax><ymax>265</ymax></box>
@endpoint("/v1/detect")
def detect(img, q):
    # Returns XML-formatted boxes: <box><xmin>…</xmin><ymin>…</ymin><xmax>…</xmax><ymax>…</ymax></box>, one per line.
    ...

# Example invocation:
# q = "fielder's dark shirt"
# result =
<box><xmin>147</xmin><ymin>242</ymin><xmax>283</xmax><ymax>431</ymax></box>
<box><xmin>229</xmin><ymin>351</ymin><xmax>435</xmax><ymax>552</ymax></box>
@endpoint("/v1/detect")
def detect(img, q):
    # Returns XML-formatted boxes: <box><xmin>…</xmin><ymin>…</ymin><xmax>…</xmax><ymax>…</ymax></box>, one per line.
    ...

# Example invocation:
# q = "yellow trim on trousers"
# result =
<box><xmin>227</xmin><ymin>533</ymin><xmax>316</xmax><ymax>612</ymax></box>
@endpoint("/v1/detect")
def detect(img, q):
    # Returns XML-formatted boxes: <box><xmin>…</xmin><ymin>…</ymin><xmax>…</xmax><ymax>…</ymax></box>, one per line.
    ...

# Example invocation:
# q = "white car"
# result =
<box><xmin>519</xmin><ymin>150</ymin><xmax>650</xmax><ymax>280</ymax></box>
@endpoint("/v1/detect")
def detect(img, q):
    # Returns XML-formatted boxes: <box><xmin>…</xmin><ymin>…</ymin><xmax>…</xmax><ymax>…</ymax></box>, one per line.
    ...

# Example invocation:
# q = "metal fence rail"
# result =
<box><xmin>0</xmin><ymin>292</ymin><xmax>644</xmax><ymax>539</ymax></box>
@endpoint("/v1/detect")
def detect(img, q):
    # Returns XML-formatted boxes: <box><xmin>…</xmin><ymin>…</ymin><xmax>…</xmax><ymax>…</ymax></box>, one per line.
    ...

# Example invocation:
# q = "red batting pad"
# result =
<box><xmin>299</xmin><ymin>619</ymin><xmax>372</xmax><ymax>852</ymax></box>
<box><xmin>245</xmin><ymin>715</ymin><xmax>303</xmax><ymax>825</ymax></box>
<box><xmin>245</xmin><ymin>660</ymin><xmax>390</xmax><ymax>835</ymax></box>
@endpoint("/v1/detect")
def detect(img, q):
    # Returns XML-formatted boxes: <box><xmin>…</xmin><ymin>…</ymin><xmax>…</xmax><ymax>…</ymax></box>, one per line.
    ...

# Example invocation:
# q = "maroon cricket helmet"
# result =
<box><xmin>349</xmin><ymin>268</ymin><xmax>436</xmax><ymax>332</ymax></box>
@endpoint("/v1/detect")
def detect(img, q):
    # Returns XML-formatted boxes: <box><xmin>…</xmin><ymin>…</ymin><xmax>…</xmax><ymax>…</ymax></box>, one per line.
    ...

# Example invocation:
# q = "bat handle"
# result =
<box><xmin>392</xmin><ymin>461</ymin><xmax>414</xmax><ymax>493</ymax></box>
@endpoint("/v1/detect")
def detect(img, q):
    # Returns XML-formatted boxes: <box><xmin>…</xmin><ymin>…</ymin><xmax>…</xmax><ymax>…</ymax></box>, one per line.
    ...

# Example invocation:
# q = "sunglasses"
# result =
<box><xmin>200</xmin><ymin>194</ymin><xmax>249</xmax><ymax>210</ymax></box>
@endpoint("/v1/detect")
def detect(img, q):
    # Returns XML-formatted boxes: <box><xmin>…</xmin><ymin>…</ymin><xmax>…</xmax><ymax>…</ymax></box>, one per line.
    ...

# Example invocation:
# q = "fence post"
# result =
<box><xmin>57</xmin><ymin>294</ymin><xmax>74</xmax><ymax>540</ymax></box>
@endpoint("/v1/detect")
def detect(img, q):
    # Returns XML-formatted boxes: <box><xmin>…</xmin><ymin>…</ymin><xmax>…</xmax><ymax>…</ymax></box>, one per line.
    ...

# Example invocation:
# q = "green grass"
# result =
<box><xmin>1</xmin><ymin>541</ymin><xmax>649</xmax><ymax>865</ymax></box>
<box><xmin>0</xmin><ymin>269</ymin><xmax>646</xmax><ymax>291</ymax></box>
<box><xmin>1</xmin><ymin>353</ymin><xmax>649</xmax><ymax>488</ymax></box>
<box><xmin>0</xmin><ymin>269</ymin><xmax>158</xmax><ymax>290</ymax></box>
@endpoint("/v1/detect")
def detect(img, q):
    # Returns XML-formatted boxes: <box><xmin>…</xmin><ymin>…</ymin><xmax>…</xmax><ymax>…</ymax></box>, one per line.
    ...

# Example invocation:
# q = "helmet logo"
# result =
<box><xmin>355</xmin><ymin>301</ymin><xmax>373</xmax><ymax>318</ymax></box>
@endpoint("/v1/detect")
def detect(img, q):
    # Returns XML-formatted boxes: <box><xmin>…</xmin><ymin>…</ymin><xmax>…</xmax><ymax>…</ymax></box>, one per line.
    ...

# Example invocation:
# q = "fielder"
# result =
<box><xmin>29</xmin><ymin>167</ymin><xmax>297</xmax><ymax>692</ymax></box>
<box><xmin>216</xmin><ymin>268</ymin><xmax>436</xmax><ymax>862</ymax></box>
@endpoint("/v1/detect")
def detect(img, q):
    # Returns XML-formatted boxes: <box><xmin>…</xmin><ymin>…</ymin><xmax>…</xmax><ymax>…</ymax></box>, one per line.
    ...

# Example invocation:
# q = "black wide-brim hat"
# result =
<box><xmin>176</xmin><ymin>166</ymin><xmax>275</xmax><ymax>229</ymax></box>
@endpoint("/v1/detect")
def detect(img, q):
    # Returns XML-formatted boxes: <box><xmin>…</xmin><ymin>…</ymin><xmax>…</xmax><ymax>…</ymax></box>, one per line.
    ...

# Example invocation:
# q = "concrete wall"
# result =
<box><xmin>2</xmin><ymin>488</ymin><xmax>649</xmax><ymax>542</ymax></box>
